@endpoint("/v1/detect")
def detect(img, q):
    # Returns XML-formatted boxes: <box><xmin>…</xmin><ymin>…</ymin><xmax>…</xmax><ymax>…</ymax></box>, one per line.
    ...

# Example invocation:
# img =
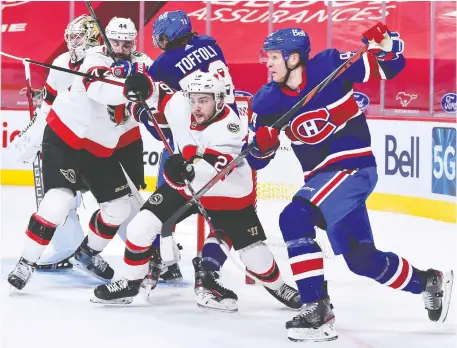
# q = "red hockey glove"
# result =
<box><xmin>362</xmin><ymin>22</ymin><xmax>404</xmax><ymax>61</ymax></box>
<box><xmin>251</xmin><ymin>126</ymin><xmax>280</xmax><ymax>159</ymax></box>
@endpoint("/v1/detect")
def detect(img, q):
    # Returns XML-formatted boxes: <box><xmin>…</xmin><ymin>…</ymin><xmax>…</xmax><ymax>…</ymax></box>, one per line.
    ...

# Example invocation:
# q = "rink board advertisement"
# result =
<box><xmin>0</xmin><ymin>111</ymin><xmax>456</xmax><ymax>222</ymax></box>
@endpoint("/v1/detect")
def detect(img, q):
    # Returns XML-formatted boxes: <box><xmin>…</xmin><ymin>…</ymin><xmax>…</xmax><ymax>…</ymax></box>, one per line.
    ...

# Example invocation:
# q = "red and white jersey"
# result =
<box><xmin>149</xmin><ymin>85</ymin><xmax>255</xmax><ymax>210</ymax></box>
<box><xmin>46</xmin><ymin>46</ymin><xmax>152</xmax><ymax>157</ymax></box>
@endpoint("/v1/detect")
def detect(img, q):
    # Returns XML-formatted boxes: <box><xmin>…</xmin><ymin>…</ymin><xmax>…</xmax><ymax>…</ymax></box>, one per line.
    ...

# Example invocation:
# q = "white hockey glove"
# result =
<box><xmin>12</xmin><ymin>109</ymin><xmax>47</xmax><ymax>163</ymax></box>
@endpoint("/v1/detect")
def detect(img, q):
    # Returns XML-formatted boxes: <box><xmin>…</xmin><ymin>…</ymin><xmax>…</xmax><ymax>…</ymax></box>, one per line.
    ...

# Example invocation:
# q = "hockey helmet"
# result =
<box><xmin>186</xmin><ymin>72</ymin><xmax>226</xmax><ymax>114</ymax></box>
<box><xmin>261</xmin><ymin>28</ymin><xmax>311</xmax><ymax>64</ymax></box>
<box><xmin>153</xmin><ymin>10</ymin><xmax>192</xmax><ymax>49</ymax></box>
<box><xmin>64</xmin><ymin>15</ymin><xmax>101</xmax><ymax>62</ymax></box>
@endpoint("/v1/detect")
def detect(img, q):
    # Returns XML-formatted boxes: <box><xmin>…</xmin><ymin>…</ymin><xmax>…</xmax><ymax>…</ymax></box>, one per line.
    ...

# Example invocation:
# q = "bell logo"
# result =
<box><xmin>291</xmin><ymin>29</ymin><xmax>306</xmax><ymax>37</ymax></box>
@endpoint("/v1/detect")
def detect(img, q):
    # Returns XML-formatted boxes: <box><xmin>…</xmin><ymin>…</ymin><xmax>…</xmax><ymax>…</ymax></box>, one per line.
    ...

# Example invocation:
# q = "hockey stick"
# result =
<box><xmin>162</xmin><ymin>44</ymin><xmax>370</xmax><ymax>238</ymax></box>
<box><xmin>84</xmin><ymin>1</ymin><xmax>215</xmax><ymax>260</ymax></box>
<box><xmin>22</xmin><ymin>59</ymin><xmax>45</xmax><ymax>209</ymax></box>
<box><xmin>0</xmin><ymin>51</ymin><xmax>125</xmax><ymax>88</ymax></box>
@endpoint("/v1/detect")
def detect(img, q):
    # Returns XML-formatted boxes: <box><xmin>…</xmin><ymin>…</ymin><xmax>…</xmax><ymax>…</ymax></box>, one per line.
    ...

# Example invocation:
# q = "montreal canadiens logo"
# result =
<box><xmin>441</xmin><ymin>93</ymin><xmax>456</xmax><ymax>114</ymax></box>
<box><xmin>353</xmin><ymin>92</ymin><xmax>370</xmax><ymax>110</ymax></box>
<box><xmin>289</xmin><ymin>108</ymin><xmax>335</xmax><ymax>145</ymax></box>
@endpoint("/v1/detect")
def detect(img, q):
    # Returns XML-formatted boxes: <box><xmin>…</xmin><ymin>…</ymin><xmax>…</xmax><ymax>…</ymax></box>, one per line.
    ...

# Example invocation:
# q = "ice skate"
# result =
<box><xmin>69</xmin><ymin>237</ymin><xmax>114</xmax><ymax>282</ymax></box>
<box><xmin>91</xmin><ymin>278</ymin><xmax>142</xmax><ymax>304</ymax></box>
<box><xmin>141</xmin><ymin>256</ymin><xmax>162</xmax><ymax>300</ymax></box>
<box><xmin>264</xmin><ymin>283</ymin><xmax>302</xmax><ymax>310</ymax></box>
<box><xmin>193</xmin><ymin>257</ymin><xmax>238</xmax><ymax>312</ymax></box>
<box><xmin>8</xmin><ymin>257</ymin><xmax>36</xmax><ymax>291</ymax></box>
<box><xmin>160</xmin><ymin>263</ymin><xmax>183</xmax><ymax>282</ymax></box>
<box><xmin>421</xmin><ymin>269</ymin><xmax>454</xmax><ymax>322</ymax></box>
<box><xmin>286</xmin><ymin>297</ymin><xmax>337</xmax><ymax>342</ymax></box>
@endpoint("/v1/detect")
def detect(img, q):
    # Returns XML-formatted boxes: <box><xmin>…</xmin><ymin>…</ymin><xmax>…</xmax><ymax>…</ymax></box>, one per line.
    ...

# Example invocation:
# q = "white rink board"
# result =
<box><xmin>1</xmin><ymin>110</ymin><xmax>456</xmax><ymax>209</ymax></box>
<box><xmin>368</xmin><ymin>119</ymin><xmax>456</xmax><ymax>203</ymax></box>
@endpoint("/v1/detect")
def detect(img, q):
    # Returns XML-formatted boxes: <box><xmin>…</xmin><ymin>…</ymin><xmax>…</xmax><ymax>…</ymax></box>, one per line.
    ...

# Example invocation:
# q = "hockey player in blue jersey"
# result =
<box><xmin>147</xmin><ymin>10</ymin><xmax>236</xmax><ymax>282</ymax></box>
<box><xmin>247</xmin><ymin>23</ymin><xmax>454</xmax><ymax>342</ymax></box>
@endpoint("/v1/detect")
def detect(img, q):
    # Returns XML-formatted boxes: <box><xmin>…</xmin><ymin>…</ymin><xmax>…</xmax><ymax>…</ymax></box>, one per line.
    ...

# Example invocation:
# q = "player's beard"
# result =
<box><xmin>114</xmin><ymin>53</ymin><xmax>131</xmax><ymax>61</ymax></box>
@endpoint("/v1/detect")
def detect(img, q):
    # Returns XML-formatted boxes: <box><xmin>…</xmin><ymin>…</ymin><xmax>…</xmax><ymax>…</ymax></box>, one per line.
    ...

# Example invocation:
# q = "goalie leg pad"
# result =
<box><xmin>39</xmin><ymin>207</ymin><xmax>84</xmax><ymax>264</ymax></box>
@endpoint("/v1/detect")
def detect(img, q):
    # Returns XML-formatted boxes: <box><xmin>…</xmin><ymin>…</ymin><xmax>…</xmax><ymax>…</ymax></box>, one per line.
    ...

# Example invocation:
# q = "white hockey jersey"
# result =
<box><xmin>46</xmin><ymin>46</ymin><xmax>152</xmax><ymax>157</ymax></box>
<box><xmin>147</xmin><ymin>85</ymin><xmax>255</xmax><ymax>210</ymax></box>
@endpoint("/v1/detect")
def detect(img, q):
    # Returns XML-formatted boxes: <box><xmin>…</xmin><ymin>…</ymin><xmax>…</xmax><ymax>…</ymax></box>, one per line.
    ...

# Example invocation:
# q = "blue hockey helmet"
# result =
<box><xmin>153</xmin><ymin>10</ymin><xmax>192</xmax><ymax>49</ymax></box>
<box><xmin>261</xmin><ymin>28</ymin><xmax>311</xmax><ymax>64</ymax></box>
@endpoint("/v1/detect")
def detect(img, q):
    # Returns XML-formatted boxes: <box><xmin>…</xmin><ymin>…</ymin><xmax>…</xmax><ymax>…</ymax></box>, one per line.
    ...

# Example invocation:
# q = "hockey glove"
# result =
<box><xmin>163</xmin><ymin>154</ymin><xmax>195</xmax><ymax>191</ymax></box>
<box><xmin>251</xmin><ymin>126</ymin><xmax>280</xmax><ymax>159</ymax></box>
<box><xmin>362</xmin><ymin>22</ymin><xmax>404</xmax><ymax>61</ymax></box>
<box><xmin>111</xmin><ymin>60</ymin><xmax>147</xmax><ymax>78</ymax></box>
<box><xmin>107</xmin><ymin>104</ymin><xmax>131</xmax><ymax>125</ymax></box>
<box><xmin>124</xmin><ymin>73</ymin><xmax>154</xmax><ymax>102</ymax></box>
<box><xmin>12</xmin><ymin>110</ymin><xmax>46</xmax><ymax>163</ymax></box>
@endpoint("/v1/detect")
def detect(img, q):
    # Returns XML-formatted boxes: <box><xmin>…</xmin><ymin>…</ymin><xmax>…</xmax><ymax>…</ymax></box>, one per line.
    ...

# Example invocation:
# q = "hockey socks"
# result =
<box><xmin>22</xmin><ymin>213</ymin><xmax>57</xmax><ymax>263</ymax></box>
<box><xmin>87</xmin><ymin>209</ymin><xmax>120</xmax><ymax>252</ymax></box>
<box><xmin>201</xmin><ymin>230</ymin><xmax>233</xmax><ymax>272</ymax></box>
<box><xmin>343</xmin><ymin>244</ymin><xmax>426</xmax><ymax>294</ymax></box>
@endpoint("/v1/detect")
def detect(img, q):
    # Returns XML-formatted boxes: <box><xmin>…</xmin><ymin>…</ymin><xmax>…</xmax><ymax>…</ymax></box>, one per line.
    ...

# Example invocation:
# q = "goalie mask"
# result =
<box><xmin>186</xmin><ymin>72</ymin><xmax>226</xmax><ymax>124</ymax></box>
<box><xmin>64</xmin><ymin>15</ymin><xmax>101</xmax><ymax>63</ymax></box>
<box><xmin>105</xmin><ymin>17</ymin><xmax>137</xmax><ymax>59</ymax></box>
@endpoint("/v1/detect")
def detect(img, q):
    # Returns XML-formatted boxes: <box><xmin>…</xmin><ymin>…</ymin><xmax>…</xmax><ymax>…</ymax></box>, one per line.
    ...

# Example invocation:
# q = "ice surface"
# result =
<box><xmin>1</xmin><ymin>186</ymin><xmax>456</xmax><ymax>348</ymax></box>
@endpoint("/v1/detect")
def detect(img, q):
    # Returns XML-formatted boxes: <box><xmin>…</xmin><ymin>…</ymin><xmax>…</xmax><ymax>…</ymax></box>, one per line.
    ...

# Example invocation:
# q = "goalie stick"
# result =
<box><xmin>161</xmin><ymin>44</ymin><xmax>369</xmax><ymax>239</ymax></box>
<box><xmin>84</xmin><ymin>1</ymin><xmax>216</xmax><ymax>261</ymax></box>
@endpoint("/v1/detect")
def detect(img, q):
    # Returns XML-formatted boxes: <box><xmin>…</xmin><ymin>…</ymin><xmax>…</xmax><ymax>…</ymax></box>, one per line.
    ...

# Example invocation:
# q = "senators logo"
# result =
<box><xmin>286</xmin><ymin>108</ymin><xmax>335</xmax><ymax>145</ymax></box>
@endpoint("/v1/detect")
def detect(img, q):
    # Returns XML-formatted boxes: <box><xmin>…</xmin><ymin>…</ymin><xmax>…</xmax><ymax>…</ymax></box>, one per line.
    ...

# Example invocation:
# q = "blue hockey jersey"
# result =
<box><xmin>248</xmin><ymin>49</ymin><xmax>405</xmax><ymax>181</ymax></box>
<box><xmin>141</xmin><ymin>35</ymin><xmax>236</xmax><ymax>142</ymax></box>
<box><xmin>147</xmin><ymin>35</ymin><xmax>234</xmax><ymax>101</ymax></box>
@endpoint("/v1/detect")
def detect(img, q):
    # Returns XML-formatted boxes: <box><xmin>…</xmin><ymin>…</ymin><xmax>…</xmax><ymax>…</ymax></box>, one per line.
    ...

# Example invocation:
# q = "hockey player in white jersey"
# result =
<box><xmin>91</xmin><ymin>73</ymin><xmax>301</xmax><ymax>312</ymax></box>
<box><xmin>11</xmin><ymin>14</ymin><xmax>101</xmax><ymax>269</ymax></box>
<box><xmin>7</xmin><ymin>17</ymin><xmax>154</xmax><ymax>291</ymax></box>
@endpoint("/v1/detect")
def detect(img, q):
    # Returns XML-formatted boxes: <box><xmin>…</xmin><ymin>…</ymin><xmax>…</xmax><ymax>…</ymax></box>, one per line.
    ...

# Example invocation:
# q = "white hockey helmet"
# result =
<box><xmin>186</xmin><ymin>72</ymin><xmax>226</xmax><ymax>114</ymax></box>
<box><xmin>64</xmin><ymin>15</ymin><xmax>100</xmax><ymax>62</ymax></box>
<box><xmin>105</xmin><ymin>17</ymin><xmax>137</xmax><ymax>41</ymax></box>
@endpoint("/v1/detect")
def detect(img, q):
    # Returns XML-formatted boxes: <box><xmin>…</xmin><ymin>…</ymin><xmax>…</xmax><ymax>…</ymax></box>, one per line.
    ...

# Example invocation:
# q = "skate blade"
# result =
<box><xmin>287</xmin><ymin>323</ymin><xmax>338</xmax><ymax>342</ymax></box>
<box><xmin>90</xmin><ymin>296</ymin><xmax>133</xmax><ymax>305</ymax></box>
<box><xmin>197</xmin><ymin>303</ymin><xmax>238</xmax><ymax>313</ymax></box>
<box><xmin>196</xmin><ymin>295</ymin><xmax>238</xmax><ymax>313</ymax></box>
<box><xmin>69</xmin><ymin>257</ymin><xmax>112</xmax><ymax>283</ymax></box>
<box><xmin>159</xmin><ymin>276</ymin><xmax>184</xmax><ymax>283</ymax></box>
<box><xmin>438</xmin><ymin>270</ymin><xmax>454</xmax><ymax>323</ymax></box>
